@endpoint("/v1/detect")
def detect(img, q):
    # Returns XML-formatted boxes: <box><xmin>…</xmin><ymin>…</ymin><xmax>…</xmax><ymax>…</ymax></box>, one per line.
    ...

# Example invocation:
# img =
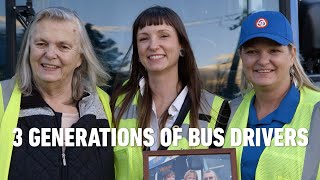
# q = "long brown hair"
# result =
<box><xmin>111</xmin><ymin>6</ymin><xmax>202</xmax><ymax>130</ymax></box>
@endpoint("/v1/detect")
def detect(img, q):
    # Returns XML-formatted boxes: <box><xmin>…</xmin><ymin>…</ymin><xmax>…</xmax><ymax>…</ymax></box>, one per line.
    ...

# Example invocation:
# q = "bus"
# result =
<box><xmin>1</xmin><ymin>0</ymin><xmax>319</xmax><ymax>99</ymax></box>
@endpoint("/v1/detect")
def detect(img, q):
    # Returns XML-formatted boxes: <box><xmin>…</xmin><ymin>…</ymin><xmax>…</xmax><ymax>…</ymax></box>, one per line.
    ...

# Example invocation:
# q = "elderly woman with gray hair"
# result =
<box><xmin>0</xmin><ymin>7</ymin><xmax>114</xmax><ymax>179</ymax></box>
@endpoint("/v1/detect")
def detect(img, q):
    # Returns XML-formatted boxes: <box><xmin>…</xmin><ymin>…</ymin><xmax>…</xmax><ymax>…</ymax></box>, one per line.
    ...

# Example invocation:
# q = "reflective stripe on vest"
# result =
<box><xmin>117</xmin><ymin>90</ymin><xmax>216</xmax><ymax>120</ymax></box>
<box><xmin>96</xmin><ymin>87</ymin><xmax>113</xmax><ymax>128</ymax></box>
<box><xmin>114</xmin><ymin>90</ymin><xmax>225</xmax><ymax>180</ymax></box>
<box><xmin>115</xmin><ymin>90</ymin><xmax>223</xmax><ymax>142</ymax></box>
<box><xmin>0</xmin><ymin>78</ymin><xmax>15</xmax><ymax>127</ymax></box>
<box><xmin>0</xmin><ymin>82</ymin><xmax>21</xmax><ymax>180</ymax></box>
<box><xmin>224</xmin><ymin>90</ymin><xmax>253</xmax><ymax>179</ymax></box>
<box><xmin>302</xmin><ymin>101</ymin><xmax>320</xmax><ymax>180</ymax></box>
<box><xmin>224</xmin><ymin>87</ymin><xmax>320</xmax><ymax>180</ymax></box>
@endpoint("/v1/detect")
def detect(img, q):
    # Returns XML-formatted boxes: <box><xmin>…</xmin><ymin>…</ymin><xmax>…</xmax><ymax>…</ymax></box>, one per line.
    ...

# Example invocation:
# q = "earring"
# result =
<box><xmin>179</xmin><ymin>48</ymin><xmax>184</xmax><ymax>57</ymax></box>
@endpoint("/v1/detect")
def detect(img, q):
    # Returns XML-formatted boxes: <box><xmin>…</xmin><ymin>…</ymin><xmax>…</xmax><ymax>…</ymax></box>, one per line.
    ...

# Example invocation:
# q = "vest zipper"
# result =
<box><xmin>51</xmin><ymin>110</ymin><xmax>67</xmax><ymax>178</ymax></box>
<box><xmin>62</xmin><ymin>153</ymin><xmax>67</xmax><ymax>166</ymax></box>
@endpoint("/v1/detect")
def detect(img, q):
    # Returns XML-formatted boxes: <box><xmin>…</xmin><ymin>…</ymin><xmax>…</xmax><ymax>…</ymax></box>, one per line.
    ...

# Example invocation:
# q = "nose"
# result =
<box><xmin>45</xmin><ymin>45</ymin><xmax>58</xmax><ymax>59</ymax></box>
<box><xmin>148</xmin><ymin>37</ymin><xmax>160</xmax><ymax>51</ymax></box>
<box><xmin>257</xmin><ymin>51</ymin><xmax>271</xmax><ymax>65</ymax></box>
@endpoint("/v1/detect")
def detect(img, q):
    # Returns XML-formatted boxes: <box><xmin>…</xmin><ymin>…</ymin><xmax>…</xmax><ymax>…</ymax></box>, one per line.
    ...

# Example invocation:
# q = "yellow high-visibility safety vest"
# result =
<box><xmin>0</xmin><ymin>78</ymin><xmax>113</xmax><ymax>180</ymax></box>
<box><xmin>224</xmin><ymin>87</ymin><xmax>320</xmax><ymax>180</ymax></box>
<box><xmin>114</xmin><ymin>90</ymin><xmax>226</xmax><ymax>180</ymax></box>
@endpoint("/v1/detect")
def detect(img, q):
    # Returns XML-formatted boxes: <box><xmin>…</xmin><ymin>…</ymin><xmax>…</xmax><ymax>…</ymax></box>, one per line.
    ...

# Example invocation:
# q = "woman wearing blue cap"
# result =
<box><xmin>224</xmin><ymin>11</ymin><xmax>320</xmax><ymax>180</ymax></box>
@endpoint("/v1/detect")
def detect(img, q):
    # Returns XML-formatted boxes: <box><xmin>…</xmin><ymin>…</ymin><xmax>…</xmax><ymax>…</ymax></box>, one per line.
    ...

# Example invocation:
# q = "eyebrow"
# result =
<box><xmin>138</xmin><ymin>29</ymin><xmax>172</xmax><ymax>35</ymax></box>
<box><xmin>34</xmin><ymin>38</ymin><xmax>74</xmax><ymax>46</ymax></box>
<box><xmin>32</xmin><ymin>37</ymin><xmax>45</xmax><ymax>41</ymax></box>
<box><xmin>158</xmin><ymin>29</ymin><xmax>171</xmax><ymax>33</ymax></box>
<box><xmin>137</xmin><ymin>32</ymin><xmax>148</xmax><ymax>36</ymax></box>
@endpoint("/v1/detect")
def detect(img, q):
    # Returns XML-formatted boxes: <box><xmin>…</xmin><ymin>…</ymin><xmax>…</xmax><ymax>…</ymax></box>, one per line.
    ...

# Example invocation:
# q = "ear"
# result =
<box><xmin>76</xmin><ymin>54</ymin><xmax>83</xmax><ymax>68</ymax></box>
<box><xmin>238</xmin><ymin>48</ymin><xmax>245</xmax><ymax>63</ymax></box>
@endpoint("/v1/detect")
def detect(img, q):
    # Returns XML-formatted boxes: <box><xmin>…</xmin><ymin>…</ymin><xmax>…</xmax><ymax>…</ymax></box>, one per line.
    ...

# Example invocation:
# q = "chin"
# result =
<box><xmin>252</xmin><ymin>78</ymin><xmax>275</xmax><ymax>85</ymax></box>
<box><xmin>147</xmin><ymin>68</ymin><xmax>165</xmax><ymax>73</ymax></box>
<box><xmin>252</xmin><ymin>80</ymin><xmax>275</xmax><ymax>87</ymax></box>
<box><xmin>37</xmin><ymin>76</ymin><xmax>61</xmax><ymax>83</ymax></box>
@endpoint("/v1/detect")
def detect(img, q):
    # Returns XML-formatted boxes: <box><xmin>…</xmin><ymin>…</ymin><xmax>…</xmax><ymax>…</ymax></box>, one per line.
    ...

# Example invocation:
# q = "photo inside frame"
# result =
<box><xmin>148</xmin><ymin>154</ymin><xmax>232</xmax><ymax>180</ymax></box>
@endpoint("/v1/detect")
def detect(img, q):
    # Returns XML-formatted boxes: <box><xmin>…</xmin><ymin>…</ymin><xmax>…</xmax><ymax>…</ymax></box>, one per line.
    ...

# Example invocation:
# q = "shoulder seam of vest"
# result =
<box><xmin>1</xmin><ymin>77</ymin><xmax>16</xmax><ymax>112</ymax></box>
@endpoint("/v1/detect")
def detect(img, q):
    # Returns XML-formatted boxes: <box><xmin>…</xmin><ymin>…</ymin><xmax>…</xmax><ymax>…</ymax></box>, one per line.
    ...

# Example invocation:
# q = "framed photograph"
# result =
<box><xmin>143</xmin><ymin>148</ymin><xmax>237</xmax><ymax>180</ymax></box>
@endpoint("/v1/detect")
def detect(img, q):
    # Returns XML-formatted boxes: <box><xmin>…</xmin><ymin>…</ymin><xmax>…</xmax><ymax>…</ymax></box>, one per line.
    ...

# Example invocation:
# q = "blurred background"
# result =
<box><xmin>1</xmin><ymin>0</ymin><xmax>320</xmax><ymax>100</ymax></box>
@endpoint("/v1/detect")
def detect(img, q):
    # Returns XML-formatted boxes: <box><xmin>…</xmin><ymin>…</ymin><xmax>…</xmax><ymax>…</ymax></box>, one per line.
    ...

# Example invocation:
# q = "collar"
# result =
<box><xmin>249</xmin><ymin>84</ymin><xmax>300</xmax><ymax>125</ymax></box>
<box><xmin>20</xmin><ymin>87</ymin><xmax>90</xmax><ymax>110</ymax></box>
<box><xmin>168</xmin><ymin>86</ymin><xmax>188</xmax><ymax>117</ymax></box>
<box><xmin>139</xmin><ymin>77</ymin><xmax>146</xmax><ymax>95</ymax></box>
<box><xmin>20</xmin><ymin>89</ymin><xmax>49</xmax><ymax>109</ymax></box>
<box><xmin>139</xmin><ymin>77</ymin><xmax>188</xmax><ymax>118</ymax></box>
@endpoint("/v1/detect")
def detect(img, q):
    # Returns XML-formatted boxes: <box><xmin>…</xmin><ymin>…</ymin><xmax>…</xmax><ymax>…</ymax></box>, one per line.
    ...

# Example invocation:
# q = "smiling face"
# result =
<box><xmin>29</xmin><ymin>19</ymin><xmax>82</xmax><ymax>88</ymax></box>
<box><xmin>165</xmin><ymin>173</ymin><xmax>175</xmax><ymax>180</ymax></box>
<box><xmin>203</xmin><ymin>171</ymin><xmax>217</xmax><ymax>180</ymax></box>
<box><xmin>240</xmin><ymin>38</ymin><xmax>295</xmax><ymax>89</ymax></box>
<box><xmin>185</xmin><ymin>173</ymin><xmax>197</xmax><ymax>180</ymax></box>
<box><xmin>136</xmin><ymin>24</ymin><xmax>181</xmax><ymax>75</ymax></box>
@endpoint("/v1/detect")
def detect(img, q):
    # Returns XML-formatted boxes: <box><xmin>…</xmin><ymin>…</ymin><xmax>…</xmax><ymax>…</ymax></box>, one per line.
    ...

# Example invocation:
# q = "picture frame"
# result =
<box><xmin>143</xmin><ymin>148</ymin><xmax>237</xmax><ymax>180</ymax></box>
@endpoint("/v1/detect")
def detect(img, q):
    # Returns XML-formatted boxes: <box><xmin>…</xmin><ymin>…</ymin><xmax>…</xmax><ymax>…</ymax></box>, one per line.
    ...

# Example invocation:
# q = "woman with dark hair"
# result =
<box><xmin>163</xmin><ymin>170</ymin><xmax>175</xmax><ymax>180</ymax></box>
<box><xmin>111</xmin><ymin>6</ymin><xmax>230</xmax><ymax>179</ymax></box>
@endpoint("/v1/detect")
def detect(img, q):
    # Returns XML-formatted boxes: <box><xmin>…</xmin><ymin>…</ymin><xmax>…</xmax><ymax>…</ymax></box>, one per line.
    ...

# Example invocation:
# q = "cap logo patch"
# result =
<box><xmin>255</xmin><ymin>18</ymin><xmax>268</xmax><ymax>28</ymax></box>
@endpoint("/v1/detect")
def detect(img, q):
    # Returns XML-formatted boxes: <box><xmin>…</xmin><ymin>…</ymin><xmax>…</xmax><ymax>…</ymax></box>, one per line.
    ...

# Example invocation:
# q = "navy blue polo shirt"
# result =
<box><xmin>241</xmin><ymin>84</ymin><xmax>300</xmax><ymax>180</ymax></box>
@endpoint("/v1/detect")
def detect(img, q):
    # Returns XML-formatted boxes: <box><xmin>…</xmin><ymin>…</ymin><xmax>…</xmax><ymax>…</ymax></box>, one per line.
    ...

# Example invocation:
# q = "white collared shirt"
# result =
<box><xmin>139</xmin><ymin>77</ymin><xmax>188</xmax><ymax>150</ymax></box>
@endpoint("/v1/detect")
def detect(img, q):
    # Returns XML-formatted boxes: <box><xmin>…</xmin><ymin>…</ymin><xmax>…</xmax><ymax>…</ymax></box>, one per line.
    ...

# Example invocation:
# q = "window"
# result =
<box><xmin>0</xmin><ymin>0</ymin><xmax>280</xmax><ymax>97</ymax></box>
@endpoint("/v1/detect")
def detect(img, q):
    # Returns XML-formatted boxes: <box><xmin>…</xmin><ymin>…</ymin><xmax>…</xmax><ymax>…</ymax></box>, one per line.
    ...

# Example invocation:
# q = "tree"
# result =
<box><xmin>85</xmin><ymin>23</ymin><xmax>130</xmax><ymax>94</ymax></box>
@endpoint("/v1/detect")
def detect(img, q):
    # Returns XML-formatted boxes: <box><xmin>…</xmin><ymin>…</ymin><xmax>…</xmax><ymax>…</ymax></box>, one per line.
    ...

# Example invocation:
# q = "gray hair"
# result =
<box><xmin>15</xmin><ymin>7</ymin><xmax>110</xmax><ymax>100</ymax></box>
<box><xmin>239</xmin><ymin>44</ymin><xmax>320</xmax><ymax>94</ymax></box>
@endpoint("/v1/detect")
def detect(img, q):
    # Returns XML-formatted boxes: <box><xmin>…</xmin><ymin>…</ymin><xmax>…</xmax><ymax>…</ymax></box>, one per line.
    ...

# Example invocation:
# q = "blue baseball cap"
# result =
<box><xmin>238</xmin><ymin>11</ymin><xmax>293</xmax><ymax>47</ymax></box>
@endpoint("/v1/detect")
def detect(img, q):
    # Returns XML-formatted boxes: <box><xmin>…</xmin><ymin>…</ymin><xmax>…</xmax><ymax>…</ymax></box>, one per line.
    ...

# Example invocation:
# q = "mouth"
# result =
<box><xmin>254</xmin><ymin>69</ymin><xmax>274</xmax><ymax>73</ymax></box>
<box><xmin>148</xmin><ymin>54</ymin><xmax>165</xmax><ymax>60</ymax></box>
<box><xmin>41</xmin><ymin>63</ymin><xmax>60</xmax><ymax>70</ymax></box>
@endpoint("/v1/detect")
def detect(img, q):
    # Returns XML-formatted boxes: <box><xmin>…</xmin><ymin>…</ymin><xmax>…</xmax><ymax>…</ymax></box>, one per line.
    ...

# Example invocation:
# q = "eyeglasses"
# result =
<box><xmin>204</xmin><ymin>177</ymin><xmax>214</xmax><ymax>180</ymax></box>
